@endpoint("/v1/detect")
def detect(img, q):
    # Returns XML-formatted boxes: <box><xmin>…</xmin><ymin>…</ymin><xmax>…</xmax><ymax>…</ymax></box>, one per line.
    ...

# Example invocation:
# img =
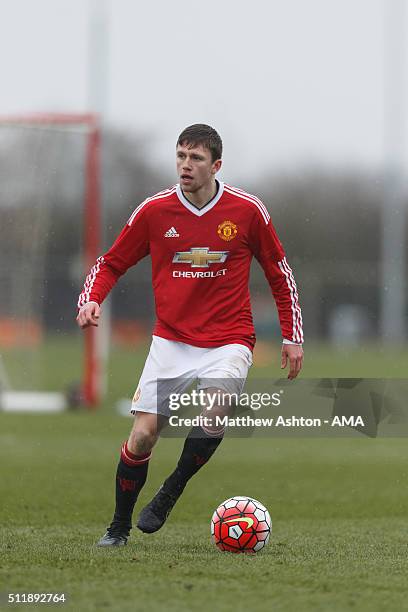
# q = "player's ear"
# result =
<box><xmin>212</xmin><ymin>159</ymin><xmax>222</xmax><ymax>174</ymax></box>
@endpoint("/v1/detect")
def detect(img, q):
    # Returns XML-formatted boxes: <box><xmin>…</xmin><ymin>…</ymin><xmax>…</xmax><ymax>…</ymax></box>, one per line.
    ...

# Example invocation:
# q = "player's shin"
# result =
<box><xmin>137</xmin><ymin>392</ymin><xmax>229</xmax><ymax>533</ymax></box>
<box><xmin>112</xmin><ymin>440</ymin><xmax>151</xmax><ymax>529</ymax></box>
<box><xmin>136</xmin><ymin>424</ymin><xmax>224</xmax><ymax>534</ymax></box>
<box><xmin>163</xmin><ymin>423</ymin><xmax>225</xmax><ymax>496</ymax></box>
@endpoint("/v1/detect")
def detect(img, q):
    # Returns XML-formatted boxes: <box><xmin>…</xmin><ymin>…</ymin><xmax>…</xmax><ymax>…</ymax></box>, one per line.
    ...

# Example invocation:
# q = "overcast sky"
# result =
<box><xmin>0</xmin><ymin>0</ymin><xmax>407</xmax><ymax>183</ymax></box>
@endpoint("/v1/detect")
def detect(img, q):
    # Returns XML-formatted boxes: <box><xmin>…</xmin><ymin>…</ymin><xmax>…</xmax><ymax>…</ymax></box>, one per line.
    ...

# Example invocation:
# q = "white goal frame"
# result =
<box><xmin>0</xmin><ymin>113</ymin><xmax>103</xmax><ymax>410</ymax></box>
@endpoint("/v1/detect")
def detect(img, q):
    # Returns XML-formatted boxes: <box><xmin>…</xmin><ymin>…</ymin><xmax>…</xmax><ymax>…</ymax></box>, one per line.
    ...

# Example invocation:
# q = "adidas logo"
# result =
<box><xmin>164</xmin><ymin>226</ymin><xmax>180</xmax><ymax>238</ymax></box>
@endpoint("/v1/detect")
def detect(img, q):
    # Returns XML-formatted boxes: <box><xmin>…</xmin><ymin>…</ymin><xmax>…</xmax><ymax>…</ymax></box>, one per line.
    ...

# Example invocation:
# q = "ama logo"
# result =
<box><xmin>332</xmin><ymin>416</ymin><xmax>365</xmax><ymax>426</ymax></box>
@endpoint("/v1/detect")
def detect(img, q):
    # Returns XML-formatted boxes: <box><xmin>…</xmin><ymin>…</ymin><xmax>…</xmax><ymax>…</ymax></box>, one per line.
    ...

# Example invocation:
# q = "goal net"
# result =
<box><xmin>0</xmin><ymin>114</ymin><xmax>104</xmax><ymax>412</ymax></box>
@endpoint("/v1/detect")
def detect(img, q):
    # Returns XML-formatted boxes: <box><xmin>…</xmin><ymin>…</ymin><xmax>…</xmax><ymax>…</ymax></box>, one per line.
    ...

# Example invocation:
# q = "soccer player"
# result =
<box><xmin>77</xmin><ymin>124</ymin><xmax>303</xmax><ymax>546</ymax></box>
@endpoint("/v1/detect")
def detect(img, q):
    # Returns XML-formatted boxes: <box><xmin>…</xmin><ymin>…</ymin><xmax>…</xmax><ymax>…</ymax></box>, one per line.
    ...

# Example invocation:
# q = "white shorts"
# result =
<box><xmin>131</xmin><ymin>335</ymin><xmax>253</xmax><ymax>417</ymax></box>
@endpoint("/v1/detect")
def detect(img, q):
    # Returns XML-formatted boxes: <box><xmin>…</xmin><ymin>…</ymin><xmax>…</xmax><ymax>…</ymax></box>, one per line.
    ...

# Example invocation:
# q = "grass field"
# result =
<box><xmin>1</xmin><ymin>339</ymin><xmax>408</xmax><ymax>611</ymax></box>
<box><xmin>3</xmin><ymin>336</ymin><xmax>408</xmax><ymax>400</ymax></box>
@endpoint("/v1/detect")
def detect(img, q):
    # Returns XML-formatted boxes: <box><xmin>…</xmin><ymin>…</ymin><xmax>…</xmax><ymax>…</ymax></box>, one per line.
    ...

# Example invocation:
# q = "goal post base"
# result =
<box><xmin>0</xmin><ymin>391</ymin><xmax>67</xmax><ymax>413</ymax></box>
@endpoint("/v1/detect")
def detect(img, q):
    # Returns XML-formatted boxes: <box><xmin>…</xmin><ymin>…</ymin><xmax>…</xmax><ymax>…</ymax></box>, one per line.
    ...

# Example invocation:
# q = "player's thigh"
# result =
<box><xmin>197</xmin><ymin>344</ymin><xmax>252</xmax><ymax>425</ymax></box>
<box><xmin>198</xmin><ymin>343</ymin><xmax>252</xmax><ymax>401</ymax></box>
<box><xmin>131</xmin><ymin>336</ymin><xmax>196</xmax><ymax>417</ymax></box>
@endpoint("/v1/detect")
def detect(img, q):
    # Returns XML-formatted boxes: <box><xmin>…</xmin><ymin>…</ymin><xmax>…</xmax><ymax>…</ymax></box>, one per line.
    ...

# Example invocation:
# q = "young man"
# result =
<box><xmin>77</xmin><ymin>124</ymin><xmax>303</xmax><ymax>547</ymax></box>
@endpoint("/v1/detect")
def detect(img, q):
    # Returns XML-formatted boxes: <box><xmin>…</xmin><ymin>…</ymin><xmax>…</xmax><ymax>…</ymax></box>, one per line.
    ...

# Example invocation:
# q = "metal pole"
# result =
<box><xmin>83</xmin><ymin>124</ymin><xmax>101</xmax><ymax>407</ymax></box>
<box><xmin>381</xmin><ymin>0</ymin><xmax>407</xmax><ymax>343</ymax></box>
<box><xmin>83</xmin><ymin>0</ymin><xmax>110</xmax><ymax>405</ymax></box>
<box><xmin>88</xmin><ymin>0</ymin><xmax>109</xmax><ymax>115</ymax></box>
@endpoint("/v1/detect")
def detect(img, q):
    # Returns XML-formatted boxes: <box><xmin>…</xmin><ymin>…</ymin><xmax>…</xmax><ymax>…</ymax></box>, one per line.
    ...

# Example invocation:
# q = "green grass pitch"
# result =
<box><xmin>1</xmin><ymin>340</ymin><xmax>408</xmax><ymax>610</ymax></box>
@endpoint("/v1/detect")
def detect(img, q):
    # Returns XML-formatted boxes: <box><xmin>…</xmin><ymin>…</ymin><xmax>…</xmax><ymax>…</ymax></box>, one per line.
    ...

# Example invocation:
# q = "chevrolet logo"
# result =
<box><xmin>172</xmin><ymin>247</ymin><xmax>229</xmax><ymax>268</ymax></box>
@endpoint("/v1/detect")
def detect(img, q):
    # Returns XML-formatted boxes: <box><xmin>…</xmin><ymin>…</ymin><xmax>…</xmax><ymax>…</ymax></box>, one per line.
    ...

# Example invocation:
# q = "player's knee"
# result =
<box><xmin>128</xmin><ymin>428</ymin><xmax>157</xmax><ymax>455</ymax></box>
<box><xmin>201</xmin><ymin>421</ymin><xmax>225</xmax><ymax>438</ymax></box>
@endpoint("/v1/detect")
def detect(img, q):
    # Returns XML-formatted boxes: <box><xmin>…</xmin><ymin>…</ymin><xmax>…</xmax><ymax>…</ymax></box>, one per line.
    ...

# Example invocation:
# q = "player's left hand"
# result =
<box><xmin>281</xmin><ymin>344</ymin><xmax>303</xmax><ymax>379</ymax></box>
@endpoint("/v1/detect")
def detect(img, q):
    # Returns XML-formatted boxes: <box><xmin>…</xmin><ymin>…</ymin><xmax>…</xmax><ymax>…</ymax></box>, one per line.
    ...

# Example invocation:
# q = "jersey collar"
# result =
<box><xmin>175</xmin><ymin>180</ymin><xmax>224</xmax><ymax>216</ymax></box>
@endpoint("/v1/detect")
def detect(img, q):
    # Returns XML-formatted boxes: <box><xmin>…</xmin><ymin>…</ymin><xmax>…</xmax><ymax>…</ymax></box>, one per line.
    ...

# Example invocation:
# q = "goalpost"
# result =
<box><xmin>0</xmin><ymin>113</ymin><xmax>105</xmax><ymax>410</ymax></box>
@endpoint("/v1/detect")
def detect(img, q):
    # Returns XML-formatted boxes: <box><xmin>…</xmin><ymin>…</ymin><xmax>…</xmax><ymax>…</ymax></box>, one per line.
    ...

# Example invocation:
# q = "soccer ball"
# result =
<box><xmin>211</xmin><ymin>496</ymin><xmax>272</xmax><ymax>553</ymax></box>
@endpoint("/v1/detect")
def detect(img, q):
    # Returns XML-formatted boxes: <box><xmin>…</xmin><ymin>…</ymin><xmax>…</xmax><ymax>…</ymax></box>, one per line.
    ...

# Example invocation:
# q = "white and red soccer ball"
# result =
<box><xmin>211</xmin><ymin>496</ymin><xmax>272</xmax><ymax>553</ymax></box>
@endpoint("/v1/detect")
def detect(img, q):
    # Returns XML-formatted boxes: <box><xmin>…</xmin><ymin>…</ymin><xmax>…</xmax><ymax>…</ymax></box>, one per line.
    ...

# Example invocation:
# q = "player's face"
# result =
<box><xmin>176</xmin><ymin>143</ymin><xmax>222</xmax><ymax>193</ymax></box>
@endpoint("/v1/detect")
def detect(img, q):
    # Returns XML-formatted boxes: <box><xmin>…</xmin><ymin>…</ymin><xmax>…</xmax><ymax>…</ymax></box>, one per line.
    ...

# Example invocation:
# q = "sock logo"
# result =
<box><xmin>193</xmin><ymin>453</ymin><xmax>207</xmax><ymax>466</ymax></box>
<box><xmin>118</xmin><ymin>477</ymin><xmax>137</xmax><ymax>492</ymax></box>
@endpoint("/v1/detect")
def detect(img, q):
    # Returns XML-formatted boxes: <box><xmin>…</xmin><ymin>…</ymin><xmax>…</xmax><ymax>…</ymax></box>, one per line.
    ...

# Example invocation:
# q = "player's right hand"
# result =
<box><xmin>76</xmin><ymin>301</ymin><xmax>101</xmax><ymax>329</ymax></box>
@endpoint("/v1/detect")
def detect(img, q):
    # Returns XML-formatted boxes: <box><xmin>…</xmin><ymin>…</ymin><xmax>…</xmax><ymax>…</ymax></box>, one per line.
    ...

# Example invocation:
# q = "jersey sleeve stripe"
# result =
<box><xmin>224</xmin><ymin>185</ymin><xmax>270</xmax><ymax>221</ymax></box>
<box><xmin>127</xmin><ymin>186</ymin><xmax>177</xmax><ymax>226</ymax></box>
<box><xmin>77</xmin><ymin>256</ymin><xmax>104</xmax><ymax>308</ymax></box>
<box><xmin>284</xmin><ymin>287</ymin><xmax>303</xmax><ymax>342</ymax></box>
<box><xmin>127</xmin><ymin>201</ymin><xmax>146</xmax><ymax>227</ymax></box>
<box><xmin>278</xmin><ymin>258</ymin><xmax>297</xmax><ymax>341</ymax></box>
<box><xmin>225</xmin><ymin>184</ymin><xmax>270</xmax><ymax>221</ymax></box>
<box><xmin>278</xmin><ymin>257</ymin><xmax>304</xmax><ymax>343</ymax></box>
<box><xmin>224</xmin><ymin>185</ymin><xmax>271</xmax><ymax>222</ymax></box>
<box><xmin>224</xmin><ymin>185</ymin><xmax>270</xmax><ymax>225</ymax></box>
<box><xmin>281</xmin><ymin>257</ymin><xmax>303</xmax><ymax>343</ymax></box>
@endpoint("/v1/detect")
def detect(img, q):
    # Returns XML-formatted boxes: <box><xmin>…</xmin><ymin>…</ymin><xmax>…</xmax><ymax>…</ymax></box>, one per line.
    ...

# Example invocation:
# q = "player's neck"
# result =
<box><xmin>182</xmin><ymin>179</ymin><xmax>218</xmax><ymax>209</ymax></box>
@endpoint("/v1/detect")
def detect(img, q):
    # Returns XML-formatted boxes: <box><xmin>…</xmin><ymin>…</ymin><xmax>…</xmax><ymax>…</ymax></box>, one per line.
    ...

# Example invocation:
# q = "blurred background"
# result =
<box><xmin>0</xmin><ymin>0</ymin><xmax>407</xmax><ymax>408</ymax></box>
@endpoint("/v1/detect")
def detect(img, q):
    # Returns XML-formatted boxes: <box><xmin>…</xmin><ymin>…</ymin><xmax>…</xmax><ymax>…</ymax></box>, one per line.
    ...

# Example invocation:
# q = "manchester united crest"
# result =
<box><xmin>217</xmin><ymin>220</ymin><xmax>238</xmax><ymax>241</ymax></box>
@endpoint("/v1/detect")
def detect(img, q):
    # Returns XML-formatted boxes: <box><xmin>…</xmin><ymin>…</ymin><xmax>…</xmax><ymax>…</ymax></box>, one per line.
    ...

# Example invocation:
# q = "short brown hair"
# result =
<box><xmin>177</xmin><ymin>124</ymin><xmax>222</xmax><ymax>162</ymax></box>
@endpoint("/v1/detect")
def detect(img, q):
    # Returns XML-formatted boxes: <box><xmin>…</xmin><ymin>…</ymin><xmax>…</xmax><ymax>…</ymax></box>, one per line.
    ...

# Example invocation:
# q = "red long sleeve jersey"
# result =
<box><xmin>78</xmin><ymin>182</ymin><xmax>303</xmax><ymax>350</ymax></box>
